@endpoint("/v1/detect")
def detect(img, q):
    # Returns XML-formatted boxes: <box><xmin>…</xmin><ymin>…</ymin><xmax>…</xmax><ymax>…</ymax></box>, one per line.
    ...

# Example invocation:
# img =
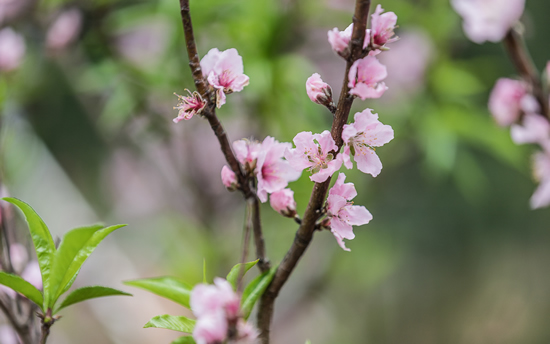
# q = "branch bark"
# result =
<box><xmin>257</xmin><ymin>1</ymin><xmax>372</xmax><ymax>343</ymax></box>
<box><xmin>503</xmin><ymin>29</ymin><xmax>549</xmax><ymax>118</ymax></box>
<box><xmin>178</xmin><ymin>0</ymin><xmax>269</xmax><ymax>272</ymax></box>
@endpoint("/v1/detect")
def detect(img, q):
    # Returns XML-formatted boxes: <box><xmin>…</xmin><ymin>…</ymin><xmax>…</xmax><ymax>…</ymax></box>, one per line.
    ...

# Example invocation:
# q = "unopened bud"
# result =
<box><xmin>269</xmin><ymin>189</ymin><xmax>297</xmax><ymax>218</ymax></box>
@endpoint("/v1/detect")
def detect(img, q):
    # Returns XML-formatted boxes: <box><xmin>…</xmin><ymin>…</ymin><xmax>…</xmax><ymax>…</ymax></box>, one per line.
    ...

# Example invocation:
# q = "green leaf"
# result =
<box><xmin>124</xmin><ymin>277</ymin><xmax>192</xmax><ymax>308</ymax></box>
<box><xmin>55</xmin><ymin>286</ymin><xmax>131</xmax><ymax>313</ymax></box>
<box><xmin>171</xmin><ymin>336</ymin><xmax>196</xmax><ymax>344</ymax></box>
<box><xmin>54</xmin><ymin>224</ymin><xmax>126</xmax><ymax>301</ymax></box>
<box><xmin>0</xmin><ymin>271</ymin><xmax>44</xmax><ymax>310</ymax></box>
<box><xmin>144</xmin><ymin>314</ymin><xmax>195</xmax><ymax>333</ymax></box>
<box><xmin>48</xmin><ymin>224</ymin><xmax>104</xmax><ymax>307</ymax></box>
<box><xmin>226</xmin><ymin>259</ymin><xmax>259</xmax><ymax>290</ymax></box>
<box><xmin>2</xmin><ymin>197</ymin><xmax>55</xmax><ymax>310</ymax></box>
<box><xmin>241</xmin><ymin>266</ymin><xmax>277</xmax><ymax>319</ymax></box>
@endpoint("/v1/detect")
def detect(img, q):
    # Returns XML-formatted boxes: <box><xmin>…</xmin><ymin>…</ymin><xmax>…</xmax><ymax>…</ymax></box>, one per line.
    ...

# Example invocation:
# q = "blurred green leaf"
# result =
<box><xmin>124</xmin><ymin>277</ymin><xmax>192</xmax><ymax>308</ymax></box>
<box><xmin>241</xmin><ymin>266</ymin><xmax>277</xmax><ymax>319</ymax></box>
<box><xmin>55</xmin><ymin>286</ymin><xmax>131</xmax><ymax>313</ymax></box>
<box><xmin>2</xmin><ymin>197</ymin><xmax>55</xmax><ymax>310</ymax></box>
<box><xmin>144</xmin><ymin>314</ymin><xmax>196</xmax><ymax>333</ymax></box>
<box><xmin>171</xmin><ymin>336</ymin><xmax>196</xmax><ymax>344</ymax></box>
<box><xmin>226</xmin><ymin>259</ymin><xmax>259</xmax><ymax>290</ymax></box>
<box><xmin>0</xmin><ymin>272</ymin><xmax>44</xmax><ymax>310</ymax></box>
<box><xmin>432</xmin><ymin>62</ymin><xmax>484</xmax><ymax>96</ymax></box>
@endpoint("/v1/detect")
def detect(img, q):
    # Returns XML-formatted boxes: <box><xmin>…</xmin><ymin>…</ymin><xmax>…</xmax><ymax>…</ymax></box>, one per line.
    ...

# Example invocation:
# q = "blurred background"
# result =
<box><xmin>2</xmin><ymin>0</ymin><xmax>550</xmax><ymax>343</ymax></box>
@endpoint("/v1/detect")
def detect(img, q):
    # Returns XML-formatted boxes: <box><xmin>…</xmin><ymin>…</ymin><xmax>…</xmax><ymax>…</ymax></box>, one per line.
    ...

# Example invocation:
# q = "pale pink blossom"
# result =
<box><xmin>255</xmin><ymin>137</ymin><xmax>301</xmax><ymax>202</ymax></box>
<box><xmin>451</xmin><ymin>0</ymin><xmax>525</xmax><ymax>44</ymax></box>
<box><xmin>234</xmin><ymin>320</ymin><xmax>258</xmax><ymax>344</ymax></box>
<box><xmin>21</xmin><ymin>261</ymin><xmax>42</xmax><ymax>290</ymax></box>
<box><xmin>233</xmin><ymin>139</ymin><xmax>262</xmax><ymax>173</ymax></box>
<box><xmin>342</xmin><ymin>109</ymin><xmax>394</xmax><ymax>177</ymax></box>
<box><xmin>190</xmin><ymin>278</ymin><xmax>240</xmax><ymax>320</ymax></box>
<box><xmin>193</xmin><ymin>310</ymin><xmax>228</xmax><ymax>344</ymax></box>
<box><xmin>306</xmin><ymin>73</ymin><xmax>333</xmax><ymax>106</ymax></box>
<box><xmin>201</xmin><ymin>48</ymin><xmax>249</xmax><ymax>108</ymax></box>
<box><xmin>510</xmin><ymin>113</ymin><xmax>550</xmax><ymax>146</ymax></box>
<box><xmin>348</xmin><ymin>56</ymin><xmax>388</xmax><ymax>99</ymax></box>
<box><xmin>173</xmin><ymin>90</ymin><xmax>206</xmax><ymax>123</ymax></box>
<box><xmin>488</xmin><ymin>78</ymin><xmax>527</xmax><ymax>126</ymax></box>
<box><xmin>221</xmin><ymin>165</ymin><xmax>238</xmax><ymax>190</ymax></box>
<box><xmin>367</xmin><ymin>5</ymin><xmax>398</xmax><ymax>48</ymax></box>
<box><xmin>328</xmin><ymin>24</ymin><xmax>353</xmax><ymax>53</ymax></box>
<box><xmin>0</xmin><ymin>27</ymin><xmax>25</xmax><ymax>72</ymax></box>
<box><xmin>530</xmin><ymin>151</ymin><xmax>550</xmax><ymax>209</ymax></box>
<box><xmin>285</xmin><ymin>131</ymin><xmax>343</xmax><ymax>183</ymax></box>
<box><xmin>269</xmin><ymin>189</ymin><xmax>296</xmax><ymax>217</ymax></box>
<box><xmin>326</xmin><ymin>173</ymin><xmax>372</xmax><ymax>251</ymax></box>
<box><xmin>46</xmin><ymin>9</ymin><xmax>82</xmax><ymax>50</ymax></box>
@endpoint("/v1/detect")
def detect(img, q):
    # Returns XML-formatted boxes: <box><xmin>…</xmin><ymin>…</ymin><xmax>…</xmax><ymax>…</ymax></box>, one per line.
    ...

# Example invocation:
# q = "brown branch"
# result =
<box><xmin>503</xmin><ymin>29</ymin><xmax>549</xmax><ymax>118</ymax></box>
<box><xmin>257</xmin><ymin>1</ymin><xmax>372</xmax><ymax>343</ymax></box>
<box><xmin>178</xmin><ymin>0</ymin><xmax>269</xmax><ymax>271</ymax></box>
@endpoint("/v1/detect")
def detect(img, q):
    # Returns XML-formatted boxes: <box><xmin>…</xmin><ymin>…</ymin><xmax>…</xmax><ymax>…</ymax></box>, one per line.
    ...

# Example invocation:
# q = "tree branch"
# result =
<box><xmin>257</xmin><ymin>1</ymin><xmax>372</xmax><ymax>343</ymax></box>
<box><xmin>503</xmin><ymin>28</ymin><xmax>549</xmax><ymax>118</ymax></box>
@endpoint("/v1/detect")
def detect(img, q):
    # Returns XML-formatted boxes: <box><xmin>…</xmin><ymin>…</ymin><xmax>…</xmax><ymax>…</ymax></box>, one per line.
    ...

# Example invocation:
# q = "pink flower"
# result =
<box><xmin>342</xmin><ymin>109</ymin><xmax>394</xmax><ymax>177</ymax></box>
<box><xmin>367</xmin><ymin>5</ymin><xmax>398</xmax><ymax>48</ymax></box>
<box><xmin>285</xmin><ymin>130</ymin><xmax>343</xmax><ymax>183</ymax></box>
<box><xmin>255</xmin><ymin>137</ymin><xmax>301</xmax><ymax>202</ymax></box>
<box><xmin>326</xmin><ymin>173</ymin><xmax>372</xmax><ymax>251</ymax></box>
<box><xmin>348</xmin><ymin>56</ymin><xmax>388</xmax><ymax>99</ymax></box>
<box><xmin>488</xmin><ymin>78</ymin><xmax>528</xmax><ymax>126</ymax></box>
<box><xmin>21</xmin><ymin>261</ymin><xmax>42</xmax><ymax>290</ymax></box>
<box><xmin>327</xmin><ymin>24</ymin><xmax>353</xmax><ymax>53</ymax></box>
<box><xmin>530</xmin><ymin>151</ymin><xmax>550</xmax><ymax>209</ymax></box>
<box><xmin>45</xmin><ymin>9</ymin><xmax>82</xmax><ymax>50</ymax></box>
<box><xmin>173</xmin><ymin>90</ymin><xmax>207</xmax><ymax>123</ymax></box>
<box><xmin>306</xmin><ymin>73</ymin><xmax>333</xmax><ymax>106</ymax></box>
<box><xmin>190</xmin><ymin>278</ymin><xmax>241</xmax><ymax>320</ymax></box>
<box><xmin>221</xmin><ymin>165</ymin><xmax>238</xmax><ymax>190</ymax></box>
<box><xmin>201</xmin><ymin>48</ymin><xmax>250</xmax><ymax>108</ymax></box>
<box><xmin>193</xmin><ymin>310</ymin><xmax>228</xmax><ymax>344</ymax></box>
<box><xmin>510</xmin><ymin>113</ymin><xmax>550</xmax><ymax>146</ymax></box>
<box><xmin>233</xmin><ymin>139</ymin><xmax>262</xmax><ymax>173</ymax></box>
<box><xmin>0</xmin><ymin>27</ymin><xmax>25</xmax><ymax>72</ymax></box>
<box><xmin>451</xmin><ymin>0</ymin><xmax>525</xmax><ymax>44</ymax></box>
<box><xmin>234</xmin><ymin>320</ymin><xmax>258</xmax><ymax>344</ymax></box>
<box><xmin>269</xmin><ymin>189</ymin><xmax>297</xmax><ymax>217</ymax></box>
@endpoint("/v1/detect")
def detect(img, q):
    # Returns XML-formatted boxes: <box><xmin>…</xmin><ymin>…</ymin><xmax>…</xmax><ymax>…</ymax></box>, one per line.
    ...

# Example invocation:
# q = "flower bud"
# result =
<box><xmin>269</xmin><ymin>189</ymin><xmax>297</xmax><ymax>218</ymax></box>
<box><xmin>306</xmin><ymin>73</ymin><xmax>333</xmax><ymax>108</ymax></box>
<box><xmin>221</xmin><ymin>165</ymin><xmax>238</xmax><ymax>191</ymax></box>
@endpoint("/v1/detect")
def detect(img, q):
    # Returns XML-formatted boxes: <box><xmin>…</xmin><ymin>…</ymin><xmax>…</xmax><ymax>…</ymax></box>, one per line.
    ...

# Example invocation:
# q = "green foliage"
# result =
<box><xmin>124</xmin><ymin>277</ymin><xmax>192</xmax><ymax>308</ymax></box>
<box><xmin>241</xmin><ymin>266</ymin><xmax>277</xmax><ymax>319</ymax></box>
<box><xmin>171</xmin><ymin>336</ymin><xmax>196</xmax><ymax>344</ymax></box>
<box><xmin>144</xmin><ymin>314</ymin><xmax>196</xmax><ymax>333</ymax></box>
<box><xmin>0</xmin><ymin>272</ymin><xmax>44</xmax><ymax>309</ymax></box>
<box><xmin>0</xmin><ymin>198</ymin><xmax>129</xmax><ymax>314</ymax></box>
<box><xmin>226</xmin><ymin>259</ymin><xmax>259</xmax><ymax>289</ymax></box>
<box><xmin>55</xmin><ymin>286</ymin><xmax>131</xmax><ymax>313</ymax></box>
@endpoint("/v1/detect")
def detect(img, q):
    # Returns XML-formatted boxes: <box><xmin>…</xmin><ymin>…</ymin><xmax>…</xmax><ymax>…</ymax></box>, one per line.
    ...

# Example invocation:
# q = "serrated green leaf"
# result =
<box><xmin>226</xmin><ymin>259</ymin><xmax>259</xmax><ymax>290</ymax></box>
<box><xmin>171</xmin><ymin>336</ymin><xmax>196</xmax><ymax>344</ymax></box>
<box><xmin>144</xmin><ymin>314</ymin><xmax>195</xmax><ymax>333</ymax></box>
<box><xmin>241</xmin><ymin>266</ymin><xmax>277</xmax><ymax>319</ymax></box>
<box><xmin>124</xmin><ymin>277</ymin><xmax>192</xmax><ymax>308</ymax></box>
<box><xmin>54</xmin><ymin>224</ymin><xmax>126</xmax><ymax>301</ymax></box>
<box><xmin>2</xmin><ymin>198</ymin><xmax>55</xmax><ymax>310</ymax></box>
<box><xmin>0</xmin><ymin>271</ymin><xmax>44</xmax><ymax>310</ymax></box>
<box><xmin>48</xmin><ymin>224</ymin><xmax>104</xmax><ymax>307</ymax></box>
<box><xmin>54</xmin><ymin>286</ymin><xmax>131</xmax><ymax>313</ymax></box>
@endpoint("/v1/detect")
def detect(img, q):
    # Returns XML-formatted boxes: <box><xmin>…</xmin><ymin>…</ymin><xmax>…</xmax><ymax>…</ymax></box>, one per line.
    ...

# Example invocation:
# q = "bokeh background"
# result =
<box><xmin>2</xmin><ymin>0</ymin><xmax>550</xmax><ymax>343</ymax></box>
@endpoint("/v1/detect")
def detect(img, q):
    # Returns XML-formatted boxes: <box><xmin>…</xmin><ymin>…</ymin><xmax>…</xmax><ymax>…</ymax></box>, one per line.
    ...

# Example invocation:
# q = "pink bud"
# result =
<box><xmin>488</xmin><ymin>78</ymin><xmax>527</xmax><ymax>126</ymax></box>
<box><xmin>306</xmin><ymin>73</ymin><xmax>333</xmax><ymax>106</ymax></box>
<box><xmin>221</xmin><ymin>165</ymin><xmax>238</xmax><ymax>190</ymax></box>
<box><xmin>269</xmin><ymin>189</ymin><xmax>296</xmax><ymax>217</ymax></box>
<box><xmin>46</xmin><ymin>9</ymin><xmax>82</xmax><ymax>50</ymax></box>
<box><xmin>0</xmin><ymin>27</ymin><xmax>25</xmax><ymax>72</ymax></box>
<box><xmin>327</xmin><ymin>24</ymin><xmax>353</xmax><ymax>53</ymax></box>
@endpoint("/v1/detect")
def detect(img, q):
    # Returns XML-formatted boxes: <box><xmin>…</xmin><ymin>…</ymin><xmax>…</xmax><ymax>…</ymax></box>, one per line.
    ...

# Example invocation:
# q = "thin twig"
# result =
<box><xmin>257</xmin><ymin>1</ymin><xmax>372</xmax><ymax>343</ymax></box>
<box><xmin>503</xmin><ymin>28</ymin><xmax>549</xmax><ymax>118</ymax></box>
<box><xmin>237</xmin><ymin>199</ymin><xmax>253</xmax><ymax>293</ymax></box>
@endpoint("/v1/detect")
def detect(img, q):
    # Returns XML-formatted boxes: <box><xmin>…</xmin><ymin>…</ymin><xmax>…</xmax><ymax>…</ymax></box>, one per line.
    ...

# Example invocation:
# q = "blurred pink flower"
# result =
<box><xmin>306</xmin><ymin>73</ymin><xmax>332</xmax><ymax>105</ymax></box>
<box><xmin>269</xmin><ymin>188</ymin><xmax>296</xmax><ymax>217</ymax></box>
<box><xmin>488</xmin><ymin>78</ymin><xmax>527</xmax><ymax>126</ymax></box>
<box><xmin>193</xmin><ymin>310</ymin><xmax>228</xmax><ymax>344</ymax></box>
<box><xmin>46</xmin><ymin>8</ymin><xmax>82</xmax><ymax>50</ymax></box>
<box><xmin>510</xmin><ymin>113</ymin><xmax>550</xmax><ymax>146</ymax></box>
<box><xmin>451</xmin><ymin>0</ymin><xmax>525</xmax><ymax>43</ymax></box>
<box><xmin>285</xmin><ymin>130</ymin><xmax>342</xmax><ymax>183</ymax></box>
<box><xmin>0</xmin><ymin>27</ymin><xmax>25</xmax><ymax>72</ymax></box>
<box><xmin>326</xmin><ymin>173</ymin><xmax>372</xmax><ymax>251</ymax></box>
<box><xmin>367</xmin><ymin>4</ymin><xmax>398</xmax><ymax>48</ymax></box>
<box><xmin>348</xmin><ymin>56</ymin><xmax>388</xmax><ymax>99</ymax></box>
<box><xmin>256</xmin><ymin>137</ymin><xmax>301</xmax><ymax>202</ymax></box>
<box><xmin>327</xmin><ymin>24</ymin><xmax>353</xmax><ymax>53</ymax></box>
<box><xmin>234</xmin><ymin>320</ymin><xmax>258</xmax><ymax>344</ymax></box>
<box><xmin>21</xmin><ymin>260</ymin><xmax>42</xmax><ymax>290</ymax></box>
<box><xmin>221</xmin><ymin>165</ymin><xmax>237</xmax><ymax>190</ymax></box>
<box><xmin>191</xmin><ymin>278</ymin><xmax>240</xmax><ymax>320</ymax></box>
<box><xmin>201</xmin><ymin>48</ymin><xmax>249</xmax><ymax>108</ymax></box>
<box><xmin>173</xmin><ymin>90</ymin><xmax>206</xmax><ymax>123</ymax></box>
<box><xmin>530</xmin><ymin>151</ymin><xmax>550</xmax><ymax>209</ymax></box>
<box><xmin>342</xmin><ymin>109</ymin><xmax>394</xmax><ymax>177</ymax></box>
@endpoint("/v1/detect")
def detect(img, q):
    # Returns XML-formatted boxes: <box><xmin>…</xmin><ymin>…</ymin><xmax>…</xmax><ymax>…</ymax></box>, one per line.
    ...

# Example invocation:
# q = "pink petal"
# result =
<box><xmin>345</xmin><ymin>204</ymin><xmax>373</xmax><ymax>226</ymax></box>
<box><xmin>329</xmin><ymin>172</ymin><xmax>358</xmax><ymax>200</ymax></box>
<box><xmin>200</xmin><ymin>48</ymin><xmax>221</xmax><ymax>77</ymax></box>
<box><xmin>327</xmin><ymin>194</ymin><xmax>348</xmax><ymax>216</ymax></box>
<box><xmin>342</xmin><ymin>124</ymin><xmax>358</xmax><ymax>144</ymax></box>
<box><xmin>330</xmin><ymin>217</ymin><xmax>354</xmax><ymax>240</ymax></box>
<box><xmin>215</xmin><ymin>48</ymin><xmax>244</xmax><ymax>76</ymax></box>
<box><xmin>332</xmin><ymin>230</ymin><xmax>351</xmax><ymax>252</ymax></box>
<box><xmin>530</xmin><ymin>179</ymin><xmax>550</xmax><ymax>209</ymax></box>
<box><xmin>354</xmin><ymin>148</ymin><xmax>383</xmax><ymax>177</ymax></box>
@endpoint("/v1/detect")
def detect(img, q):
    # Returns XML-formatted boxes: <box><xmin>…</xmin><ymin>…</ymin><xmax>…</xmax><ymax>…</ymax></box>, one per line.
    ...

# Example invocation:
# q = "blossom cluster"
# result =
<box><xmin>190</xmin><ymin>278</ymin><xmax>257</xmax><ymax>344</ymax></box>
<box><xmin>174</xmin><ymin>4</ymin><xmax>397</xmax><ymax>251</ymax></box>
